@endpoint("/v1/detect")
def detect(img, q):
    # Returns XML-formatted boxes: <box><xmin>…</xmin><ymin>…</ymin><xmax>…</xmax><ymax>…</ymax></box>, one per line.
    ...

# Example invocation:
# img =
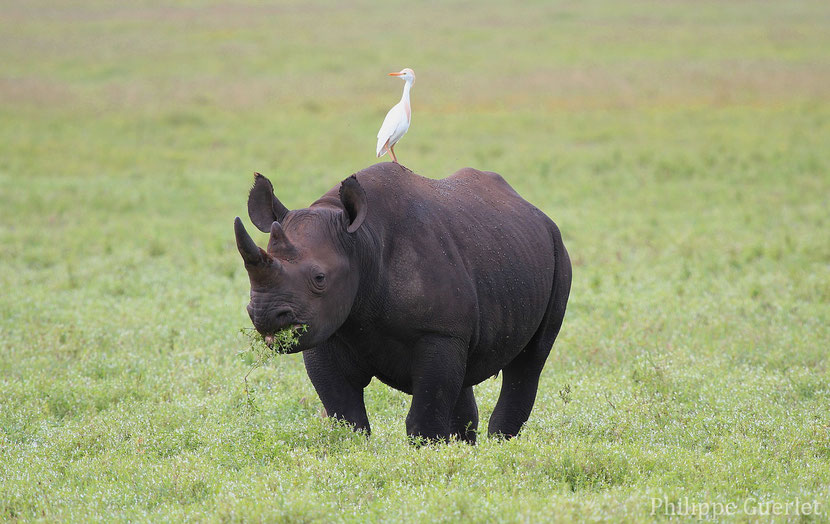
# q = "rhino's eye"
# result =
<box><xmin>311</xmin><ymin>272</ymin><xmax>326</xmax><ymax>292</ymax></box>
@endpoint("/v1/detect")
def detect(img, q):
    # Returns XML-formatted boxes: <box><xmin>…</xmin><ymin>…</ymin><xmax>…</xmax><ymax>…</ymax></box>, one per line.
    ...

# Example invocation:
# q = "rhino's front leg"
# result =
<box><xmin>451</xmin><ymin>386</ymin><xmax>478</xmax><ymax>444</ymax></box>
<box><xmin>303</xmin><ymin>339</ymin><xmax>372</xmax><ymax>434</ymax></box>
<box><xmin>405</xmin><ymin>335</ymin><xmax>467</xmax><ymax>443</ymax></box>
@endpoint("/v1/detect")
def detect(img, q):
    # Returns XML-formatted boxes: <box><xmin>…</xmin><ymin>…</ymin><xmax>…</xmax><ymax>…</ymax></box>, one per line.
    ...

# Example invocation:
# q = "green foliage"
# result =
<box><xmin>1</xmin><ymin>0</ymin><xmax>829</xmax><ymax>521</ymax></box>
<box><xmin>240</xmin><ymin>325</ymin><xmax>307</xmax><ymax>362</ymax></box>
<box><xmin>240</xmin><ymin>325</ymin><xmax>307</xmax><ymax>410</ymax></box>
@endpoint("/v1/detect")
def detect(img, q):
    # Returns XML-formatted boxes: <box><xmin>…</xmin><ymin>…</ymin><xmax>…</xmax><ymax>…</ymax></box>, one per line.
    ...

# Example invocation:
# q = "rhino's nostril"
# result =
<box><xmin>272</xmin><ymin>308</ymin><xmax>294</xmax><ymax>325</ymax></box>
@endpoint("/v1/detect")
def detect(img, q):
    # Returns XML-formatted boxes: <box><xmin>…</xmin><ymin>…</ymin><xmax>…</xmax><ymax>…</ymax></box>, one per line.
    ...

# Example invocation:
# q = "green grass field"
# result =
<box><xmin>2</xmin><ymin>1</ymin><xmax>829</xmax><ymax>521</ymax></box>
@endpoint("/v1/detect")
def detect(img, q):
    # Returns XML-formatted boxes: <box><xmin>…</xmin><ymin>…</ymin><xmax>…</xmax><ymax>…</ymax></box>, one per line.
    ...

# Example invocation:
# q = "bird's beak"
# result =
<box><xmin>388</xmin><ymin>72</ymin><xmax>403</xmax><ymax>76</ymax></box>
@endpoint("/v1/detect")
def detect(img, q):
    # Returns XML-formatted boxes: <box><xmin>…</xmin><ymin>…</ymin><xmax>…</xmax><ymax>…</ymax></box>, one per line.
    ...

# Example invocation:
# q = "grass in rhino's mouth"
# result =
<box><xmin>240</xmin><ymin>324</ymin><xmax>308</xmax><ymax>358</ymax></box>
<box><xmin>239</xmin><ymin>325</ymin><xmax>308</xmax><ymax>408</ymax></box>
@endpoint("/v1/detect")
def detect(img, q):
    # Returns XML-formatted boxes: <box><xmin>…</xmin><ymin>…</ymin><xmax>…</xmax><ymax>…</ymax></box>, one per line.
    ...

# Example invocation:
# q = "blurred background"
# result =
<box><xmin>3</xmin><ymin>0</ymin><xmax>827</xmax><ymax>289</ymax></box>
<box><xmin>1</xmin><ymin>1</ymin><xmax>828</xmax><ymax>520</ymax></box>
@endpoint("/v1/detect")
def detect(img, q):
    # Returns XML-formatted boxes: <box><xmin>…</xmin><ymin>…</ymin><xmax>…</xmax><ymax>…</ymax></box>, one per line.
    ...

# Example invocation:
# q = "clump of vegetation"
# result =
<box><xmin>240</xmin><ymin>325</ymin><xmax>307</xmax><ymax>359</ymax></box>
<box><xmin>239</xmin><ymin>325</ymin><xmax>307</xmax><ymax>406</ymax></box>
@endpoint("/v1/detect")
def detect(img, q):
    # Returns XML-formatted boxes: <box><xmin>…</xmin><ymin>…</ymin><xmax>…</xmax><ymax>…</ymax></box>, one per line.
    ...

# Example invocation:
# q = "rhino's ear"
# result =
<box><xmin>339</xmin><ymin>175</ymin><xmax>367</xmax><ymax>233</ymax></box>
<box><xmin>248</xmin><ymin>173</ymin><xmax>290</xmax><ymax>233</ymax></box>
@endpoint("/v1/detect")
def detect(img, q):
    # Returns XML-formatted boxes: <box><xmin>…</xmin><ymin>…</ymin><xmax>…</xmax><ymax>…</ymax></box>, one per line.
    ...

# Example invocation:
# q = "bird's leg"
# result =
<box><xmin>389</xmin><ymin>145</ymin><xmax>398</xmax><ymax>163</ymax></box>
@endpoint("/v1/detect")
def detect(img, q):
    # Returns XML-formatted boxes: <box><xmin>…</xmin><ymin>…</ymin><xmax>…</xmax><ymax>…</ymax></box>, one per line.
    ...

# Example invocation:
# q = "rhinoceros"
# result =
<box><xmin>234</xmin><ymin>162</ymin><xmax>571</xmax><ymax>443</ymax></box>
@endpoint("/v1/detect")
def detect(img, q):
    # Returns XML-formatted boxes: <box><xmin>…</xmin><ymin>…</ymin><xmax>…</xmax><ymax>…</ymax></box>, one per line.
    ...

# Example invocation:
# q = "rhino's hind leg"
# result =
<box><xmin>487</xmin><ymin>344</ymin><xmax>548</xmax><ymax>439</ymax></box>
<box><xmin>489</xmin><ymin>230</ymin><xmax>571</xmax><ymax>439</ymax></box>
<box><xmin>303</xmin><ymin>344</ymin><xmax>372</xmax><ymax>435</ymax></box>
<box><xmin>488</xmin><ymin>315</ymin><xmax>565</xmax><ymax>438</ymax></box>
<box><xmin>488</xmin><ymin>304</ymin><xmax>564</xmax><ymax>439</ymax></box>
<box><xmin>450</xmin><ymin>386</ymin><xmax>479</xmax><ymax>444</ymax></box>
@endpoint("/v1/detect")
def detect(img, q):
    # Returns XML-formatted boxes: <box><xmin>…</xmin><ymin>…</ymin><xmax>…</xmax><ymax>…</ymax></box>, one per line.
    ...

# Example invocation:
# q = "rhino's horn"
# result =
<box><xmin>234</xmin><ymin>217</ymin><xmax>265</xmax><ymax>266</ymax></box>
<box><xmin>267</xmin><ymin>221</ymin><xmax>299</xmax><ymax>260</ymax></box>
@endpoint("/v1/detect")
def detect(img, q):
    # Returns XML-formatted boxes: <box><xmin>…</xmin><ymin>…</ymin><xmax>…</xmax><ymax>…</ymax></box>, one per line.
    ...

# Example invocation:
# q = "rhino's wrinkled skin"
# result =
<box><xmin>234</xmin><ymin>162</ymin><xmax>571</xmax><ymax>443</ymax></box>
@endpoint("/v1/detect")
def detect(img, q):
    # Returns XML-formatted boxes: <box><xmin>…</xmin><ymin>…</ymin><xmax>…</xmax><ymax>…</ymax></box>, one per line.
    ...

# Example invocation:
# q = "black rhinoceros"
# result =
<box><xmin>234</xmin><ymin>162</ymin><xmax>571</xmax><ymax>443</ymax></box>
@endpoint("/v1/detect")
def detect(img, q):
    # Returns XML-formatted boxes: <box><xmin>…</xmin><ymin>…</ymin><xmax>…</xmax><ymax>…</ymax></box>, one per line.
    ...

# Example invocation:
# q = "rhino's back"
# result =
<box><xmin>348</xmin><ymin>163</ymin><xmax>542</xmax><ymax>227</ymax></box>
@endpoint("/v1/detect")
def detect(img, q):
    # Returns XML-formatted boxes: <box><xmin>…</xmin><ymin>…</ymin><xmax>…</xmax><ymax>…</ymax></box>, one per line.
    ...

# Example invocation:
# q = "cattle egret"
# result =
<box><xmin>376</xmin><ymin>68</ymin><xmax>415</xmax><ymax>163</ymax></box>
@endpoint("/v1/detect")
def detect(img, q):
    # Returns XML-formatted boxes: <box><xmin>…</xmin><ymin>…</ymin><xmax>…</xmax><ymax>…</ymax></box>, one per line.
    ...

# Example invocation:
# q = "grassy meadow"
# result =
<box><xmin>1</xmin><ymin>0</ymin><xmax>829</xmax><ymax>521</ymax></box>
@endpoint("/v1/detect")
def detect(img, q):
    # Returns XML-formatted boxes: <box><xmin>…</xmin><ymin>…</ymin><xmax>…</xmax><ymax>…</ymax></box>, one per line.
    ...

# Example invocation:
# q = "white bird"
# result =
<box><xmin>376</xmin><ymin>68</ymin><xmax>415</xmax><ymax>163</ymax></box>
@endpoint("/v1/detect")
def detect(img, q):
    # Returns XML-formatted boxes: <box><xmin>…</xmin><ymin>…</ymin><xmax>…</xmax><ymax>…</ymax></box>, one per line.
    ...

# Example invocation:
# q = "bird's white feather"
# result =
<box><xmin>376</xmin><ymin>102</ymin><xmax>407</xmax><ymax>157</ymax></box>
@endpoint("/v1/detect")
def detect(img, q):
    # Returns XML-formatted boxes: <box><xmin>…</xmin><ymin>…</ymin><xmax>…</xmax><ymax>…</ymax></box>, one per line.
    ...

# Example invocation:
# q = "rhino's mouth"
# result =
<box><xmin>263</xmin><ymin>323</ymin><xmax>306</xmax><ymax>352</ymax></box>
